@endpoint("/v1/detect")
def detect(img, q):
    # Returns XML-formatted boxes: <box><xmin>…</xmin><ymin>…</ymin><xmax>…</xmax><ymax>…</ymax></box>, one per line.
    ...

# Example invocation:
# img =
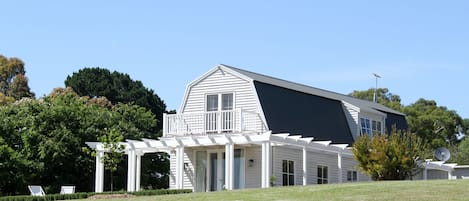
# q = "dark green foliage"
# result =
<box><xmin>353</xmin><ymin>129</ymin><xmax>429</xmax><ymax>180</ymax></box>
<box><xmin>0</xmin><ymin>88</ymin><xmax>159</xmax><ymax>195</ymax></box>
<box><xmin>349</xmin><ymin>88</ymin><xmax>402</xmax><ymax>111</ymax></box>
<box><xmin>0</xmin><ymin>55</ymin><xmax>35</xmax><ymax>104</ymax></box>
<box><xmin>0</xmin><ymin>189</ymin><xmax>192</xmax><ymax>201</ymax></box>
<box><xmin>64</xmin><ymin>67</ymin><xmax>166</xmax><ymax>136</ymax></box>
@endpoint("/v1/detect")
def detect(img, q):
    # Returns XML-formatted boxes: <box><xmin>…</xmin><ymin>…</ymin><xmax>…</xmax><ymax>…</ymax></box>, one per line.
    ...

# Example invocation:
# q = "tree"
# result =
<box><xmin>84</xmin><ymin>128</ymin><xmax>125</xmax><ymax>192</ymax></box>
<box><xmin>403</xmin><ymin>99</ymin><xmax>464</xmax><ymax>149</ymax></box>
<box><xmin>0</xmin><ymin>88</ymin><xmax>158</xmax><ymax>195</ymax></box>
<box><xmin>353</xmin><ymin>130</ymin><xmax>428</xmax><ymax>180</ymax></box>
<box><xmin>64</xmin><ymin>67</ymin><xmax>166</xmax><ymax>135</ymax></box>
<box><xmin>0</xmin><ymin>55</ymin><xmax>35</xmax><ymax>100</ymax></box>
<box><xmin>349</xmin><ymin>88</ymin><xmax>402</xmax><ymax>111</ymax></box>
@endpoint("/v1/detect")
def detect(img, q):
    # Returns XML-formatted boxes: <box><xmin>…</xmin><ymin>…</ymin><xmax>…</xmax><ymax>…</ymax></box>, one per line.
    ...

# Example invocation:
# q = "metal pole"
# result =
<box><xmin>373</xmin><ymin>73</ymin><xmax>381</xmax><ymax>103</ymax></box>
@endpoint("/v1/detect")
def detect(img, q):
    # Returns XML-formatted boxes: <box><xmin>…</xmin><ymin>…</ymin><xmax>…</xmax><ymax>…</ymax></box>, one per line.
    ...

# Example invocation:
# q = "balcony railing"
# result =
<box><xmin>163</xmin><ymin>109</ymin><xmax>267</xmax><ymax>137</ymax></box>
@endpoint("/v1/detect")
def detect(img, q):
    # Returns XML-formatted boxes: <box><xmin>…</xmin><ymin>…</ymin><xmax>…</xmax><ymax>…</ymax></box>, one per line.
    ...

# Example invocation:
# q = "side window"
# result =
<box><xmin>347</xmin><ymin>170</ymin><xmax>357</xmax><ymax>182</ymax></box>
<box><xmin>317</xmin><ymin>165</ymin><xmax>328</xmax><ymax>184</ymax></box>
<box><xmin>282</xmin><ymin>160</ymin><xmax>295</xmax><ymax>186</ymax></box>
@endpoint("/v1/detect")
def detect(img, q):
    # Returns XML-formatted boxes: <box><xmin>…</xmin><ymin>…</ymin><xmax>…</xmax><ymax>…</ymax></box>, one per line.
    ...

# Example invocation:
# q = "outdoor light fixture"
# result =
<box><xmin>248</xmin><ymin>159</ymin><xmax>254</xmax><ymax>167</ymax></box>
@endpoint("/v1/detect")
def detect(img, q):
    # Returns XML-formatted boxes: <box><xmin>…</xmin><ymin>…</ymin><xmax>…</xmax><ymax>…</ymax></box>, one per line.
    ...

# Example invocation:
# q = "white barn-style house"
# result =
<box><xmin>87</xmin><ymin>64</ymin><xmax>408</xmax><ymax>192</ymax></box>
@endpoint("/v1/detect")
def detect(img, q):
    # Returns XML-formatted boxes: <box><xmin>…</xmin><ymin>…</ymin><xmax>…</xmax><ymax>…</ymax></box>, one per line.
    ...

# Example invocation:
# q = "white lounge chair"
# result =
<box><xmin>28</xmin><ymin>185</ymin><xmax>45</xmax><ymax>196</ymax></box>
<box><xmin>60</xmin><ymin>186</ymin><xmax>76</xmax><ymax>194</ymax></box>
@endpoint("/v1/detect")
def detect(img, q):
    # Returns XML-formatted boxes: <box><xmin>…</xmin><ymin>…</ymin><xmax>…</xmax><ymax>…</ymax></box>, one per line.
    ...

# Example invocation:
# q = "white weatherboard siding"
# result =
<box><xmin>272</xmin><ymin>146</ymin><xmax>303</xmax><ymax>186</ymax></box>
<box><xmin>342</xmin><ymin>102</ymin><xmax>359</xmax><ymax>140</ymax></box>
<box><xmin>245</xmin><ymin>146</ymin><xmax>262</xmax><ymax>188</ymax></box>
<box><xmin>307</xmin><ymin>150</ymin><xmax>339</xmax><ymax>184</ymax></box>
<box><xmin>181</xmin><ymin>69</ymin><xmax>259</xmax><ymax>114</ymax></box>
<box><xmin>169</xmin><ymin>148</ymin><xmax>194</xmax><ymax>190</ymax></box>
<box><xmin>427</xmin><ymin>170</ymin><xmax>449</xmax><ymax>180</ymax></box>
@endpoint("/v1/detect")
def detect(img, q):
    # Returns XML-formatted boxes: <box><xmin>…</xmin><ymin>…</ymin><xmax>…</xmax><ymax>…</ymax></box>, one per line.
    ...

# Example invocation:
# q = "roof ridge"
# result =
<box><xmin>221</xmin><ymin>64</ymin><xmax>404</xmax><ymax>115</ymax></box>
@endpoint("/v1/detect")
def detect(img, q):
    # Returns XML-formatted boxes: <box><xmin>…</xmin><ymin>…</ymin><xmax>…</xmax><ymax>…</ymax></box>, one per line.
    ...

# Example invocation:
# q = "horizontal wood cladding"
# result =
<box><xmin>182</xmin><ymin>69</ymin><xmax>258</xmax><ymax>114</ymax></box>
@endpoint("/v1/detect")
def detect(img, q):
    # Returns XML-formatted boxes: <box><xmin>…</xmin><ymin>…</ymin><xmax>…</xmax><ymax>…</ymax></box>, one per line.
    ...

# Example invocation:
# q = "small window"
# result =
<box><xmin>317</xmin><ymin>165</ymin><xmax>328</xmax><ymax>184</ymax></box>
<box><xmin>206</xmin><ymin>95</ymin><xmax>218</xmax><ymax>112</ymax></box>
<box><xmin>361</xmin><ymin>118</ymin><xmax>383</xmax><ymax>136</ymax></box>
<box><xmin>347</xmin><ymin>170</ymin><xmax>357</xmax><ymax>182</ymax></box>
<box><xmin>282</xmin><ymin>160</ymin><xmax>294</xmax><ymax>186</ymax></box>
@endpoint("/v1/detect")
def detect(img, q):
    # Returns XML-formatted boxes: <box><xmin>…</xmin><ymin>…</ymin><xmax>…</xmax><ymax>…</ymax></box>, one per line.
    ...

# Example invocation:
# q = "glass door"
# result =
<box><xmin>195</xmin><ymin>151</ymin><xmax>207</xmax><ymax>192</ymax></box>
<box><xmin>206</xmin><ymin>149</ymin><xmax>244</xmax><ymax>191</ymax></box>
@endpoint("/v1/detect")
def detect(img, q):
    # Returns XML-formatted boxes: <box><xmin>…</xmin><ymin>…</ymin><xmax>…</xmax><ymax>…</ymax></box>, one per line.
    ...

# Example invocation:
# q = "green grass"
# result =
<box><xmin>78</xmin><ymin>180</ymin><xmax>469</xmax><ymax>201</ymax></box>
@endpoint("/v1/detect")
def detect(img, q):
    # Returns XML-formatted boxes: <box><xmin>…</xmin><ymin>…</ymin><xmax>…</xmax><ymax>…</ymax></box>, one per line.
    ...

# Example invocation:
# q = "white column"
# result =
<box><xmin>302</xmin><ymin>147</ymin><xmax>308</xmax><ymax>186</ymax></box>
<box><xmin>261</xmin><ymin>141</ymin><xmax>271</xmax><ymax>188</ymax></box>
<box><xmin>448</xmin><ymin>170</ymin><xmax>453</xmax><ymax>180</ymax></box>
<box><xmin>95</xmin><ymin>151</ymin><xmax>104</xmax><ymax>192</ymax></box>
<box><xmin>127</xmin><ymin>150</ymin><xmax>136</xmax><ymax>192</ymax></box>
<box><xmin>175</xmin><ymin>146</ymin><xmax>185</xmax><ymax>189</ymax></box>
<box><xmin>135</xmin><ymin>153</ymin><xmax>142</xmax><ymax>191</ymax></box>
<box><xmin>225</xmin><ymin>143</ymin><xmax>234</xmax><ymax>190</ymax></box>
<box><xmin>337</xmin><ymin>152</ymin><xmax>342</xmax><ymax>183</ymax></box>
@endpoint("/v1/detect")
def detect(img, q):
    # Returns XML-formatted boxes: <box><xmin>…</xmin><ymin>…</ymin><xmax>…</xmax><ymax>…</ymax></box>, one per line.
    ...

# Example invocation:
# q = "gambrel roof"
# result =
<box><xmin>223</xmin><ymin>64</ymin><xmax>404</xmax><ymax>116</ymax></box>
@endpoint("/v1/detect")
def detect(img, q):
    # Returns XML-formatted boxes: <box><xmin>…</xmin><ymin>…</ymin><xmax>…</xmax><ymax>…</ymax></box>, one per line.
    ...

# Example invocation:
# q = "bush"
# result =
<box><xmin>0</xmin><ymin>189</ymin><xmax>192</xmax><ymax>201</ymax></box>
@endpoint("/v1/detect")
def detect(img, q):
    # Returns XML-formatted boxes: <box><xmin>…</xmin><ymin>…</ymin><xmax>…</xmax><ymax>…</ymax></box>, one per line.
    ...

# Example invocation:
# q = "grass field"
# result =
<box><xmin>85</xmin><ymin>180</ymin><xmax>469</xmax><ymax>201</ymax></box>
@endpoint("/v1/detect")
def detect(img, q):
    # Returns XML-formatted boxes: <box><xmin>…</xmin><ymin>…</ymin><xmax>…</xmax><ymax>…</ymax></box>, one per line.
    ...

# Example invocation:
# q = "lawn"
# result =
<box><xmin>83</xmin><ymin>180</ymin><xmax>469</xmax><ymax>201</ymax></box>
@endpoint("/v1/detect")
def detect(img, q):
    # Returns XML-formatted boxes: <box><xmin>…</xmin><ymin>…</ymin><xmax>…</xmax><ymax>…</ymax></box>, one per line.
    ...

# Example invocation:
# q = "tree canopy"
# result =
<box><xmin>0</xmin><ymin>88</ymin><xmax>166</xmax><ymax>195</ymax></box>
<box><xmin>349</xmin><ymin>88</ymin><xmax>402</xmax><ymax>111</ymax></box>
<box><xmin>64</xmin><ymin>67</ymin><xmax>166</xmax><ymax>135</ymax></box>
<box><xmin>0</xmin><ymin>55</ymin><xmax>35</xmax><ymax>104</ymax></box>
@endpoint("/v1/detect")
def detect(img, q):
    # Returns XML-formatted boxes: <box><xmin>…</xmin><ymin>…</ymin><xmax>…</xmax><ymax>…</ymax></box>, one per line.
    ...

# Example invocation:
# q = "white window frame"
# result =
<box><xmin>360</xmin><ymin>117</ymin><xmax>383</xmax><ymax>136</ymax></box>
<box><xmin>282</xmin><ymin>160</ymin><xmax>295</xmax><ymax>186</ymax></box>
<box><xmin>317</xmin><ymin>165</ymin><xmax>328</xmax><ymax>184</ymax></box>
<box><xmin>347</xmin><ymin>170</ymin><xmax>358</xmax><ymax>182</ymax></box>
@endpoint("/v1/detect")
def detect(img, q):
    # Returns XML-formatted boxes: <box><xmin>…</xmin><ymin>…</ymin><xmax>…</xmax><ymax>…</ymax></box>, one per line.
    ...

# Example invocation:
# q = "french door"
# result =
<box><xmin>195</xmin><ymin>149</ymin><xmax>245</xmax><ymax>192</ymax></box>
<box><xmin>206</xmin><ymin>93</ymin><xmax>234</xmax><ymax>133</ymax></box>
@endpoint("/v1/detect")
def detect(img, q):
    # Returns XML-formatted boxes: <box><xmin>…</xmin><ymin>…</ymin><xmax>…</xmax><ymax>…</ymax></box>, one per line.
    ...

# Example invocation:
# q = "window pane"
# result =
<box><xmin>282</xmin><ymin>160</ymin><xmax>288</xmax><ymax>173</ymax></box>
<box><xmin>222</xmin><ymin>94</ymin><xmax>233</xmax><ymax>110</ymax></box>
<box><xmin>283</xmin><ymin>174</ymin><xmax>288</xmax><ymax>186</ymax></box>
<box><xmin>289</xmin><ymin>175</ymin><xmax>294</xmax><ymax>186</ymax></box>
<box><xmin>323</xmin><ymin>167</ymin><xmax>328</xmax><ymax>179</ymax></box>
<box><xmin>317</xmin><ymin>166</ymin><xmax>322</xmax><ymax>178</ymax></box>
<box><xmin>317</xmin><ymin>179</ymin><xmax>322</xmax><ymax>184</ymax></box>
<box><xmin>206</xmin><ymin>95</ymin><xmax>218</xmax><ymax>111</ymax></box>
<box><xmin>372</xmin><ymin>121</ymin><xmax>377</xmax><ymax>131</ymax></box>
<box><xmin>323</xmin><ymin>179</ymin><xmax>328</xmax><ymax>184</ymax></box>
<box><xmin>347</xmin><ymin>171</ymin><xmax>351</xmax><ymax>181</ymax></box>
<box><xmin>353</xmin><ymin>171</ymin><xmax>357</xmax><ymax>181</ymax></box>
<box><xmin>289</xmin><ymin>161</ymin><xmax>294</xmax><ymax>174</ymax></box>
<box><xmin>377</xmin><ymin>122</ymin><xmax>382</xmax><ymax>133</ymax></box>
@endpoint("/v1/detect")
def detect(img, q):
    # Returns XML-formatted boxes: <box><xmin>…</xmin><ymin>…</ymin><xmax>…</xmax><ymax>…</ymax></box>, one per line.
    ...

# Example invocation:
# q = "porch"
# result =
<box><xmin>86</xmin><ymin>132</ymin><xmax>352</xmax><ymax>192</ymax></box>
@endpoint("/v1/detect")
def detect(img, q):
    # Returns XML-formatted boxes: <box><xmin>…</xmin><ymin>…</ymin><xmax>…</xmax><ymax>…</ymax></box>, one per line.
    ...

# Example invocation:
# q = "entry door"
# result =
<box><xmin>208</xmin><ymin>151</ymin><xmax>225</xmax><ymax>191</ymax></box>
<box><xmin>206</xmin><ymin>149</ymin><xmax>244</xmax><ymax>191</ymax></box>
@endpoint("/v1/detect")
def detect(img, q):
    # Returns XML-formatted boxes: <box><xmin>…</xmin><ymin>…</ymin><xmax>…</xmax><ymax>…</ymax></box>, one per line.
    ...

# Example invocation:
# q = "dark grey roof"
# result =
<box><xmin>222</xmin><ymin>64</ymin><xmax>404</xmax><ymax>116</ymax></box>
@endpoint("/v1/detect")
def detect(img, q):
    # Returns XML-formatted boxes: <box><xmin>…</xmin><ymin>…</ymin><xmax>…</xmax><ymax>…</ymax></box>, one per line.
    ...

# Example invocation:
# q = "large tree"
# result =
<box><xmin>64</xmin><ymin>68</ymin><xmax>166</xmax><ymax>136</ymax></box>
<box><xmin>350</xmin><ymin>89</ymin><xmax>468</xmax><ymax>150</ymax></box>
<box><xmin>0</xmin><ymin>88</ymin><xmax>165</xmax><ymax>195</ymax></box>
<box><xmin>0</xmin><ymin>55</ymin><xmax>35</xmax><ymax>103</ymax></box>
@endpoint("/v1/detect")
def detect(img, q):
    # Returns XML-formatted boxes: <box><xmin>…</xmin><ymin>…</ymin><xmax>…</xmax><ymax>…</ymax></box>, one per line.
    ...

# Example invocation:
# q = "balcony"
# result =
<box><xmin>163</xmin><ymin>109</ymin><xmax>267</xmax><ymax>137</ymax></box>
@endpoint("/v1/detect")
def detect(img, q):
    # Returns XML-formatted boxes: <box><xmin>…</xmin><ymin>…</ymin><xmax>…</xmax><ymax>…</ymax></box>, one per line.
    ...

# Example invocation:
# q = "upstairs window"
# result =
<box><xmin>360</xmin><ymin>118</ymin><xmax>382</xmax><ymax>136</ymax></box>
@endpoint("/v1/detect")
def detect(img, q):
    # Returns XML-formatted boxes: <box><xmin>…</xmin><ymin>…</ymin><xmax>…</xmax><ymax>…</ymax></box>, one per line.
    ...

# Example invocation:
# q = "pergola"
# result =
<box><xmin>86</xmin><ymin>131</ymin><xmax>352</xmax><ymax>192</ymax></box>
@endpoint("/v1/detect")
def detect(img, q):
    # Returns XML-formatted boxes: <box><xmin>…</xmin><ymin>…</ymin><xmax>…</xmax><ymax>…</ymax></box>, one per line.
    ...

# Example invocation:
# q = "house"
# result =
<box><xmin>86</xmin><ymin>64</ymin><xmax>407</xmax><ymax>192</ymax></box>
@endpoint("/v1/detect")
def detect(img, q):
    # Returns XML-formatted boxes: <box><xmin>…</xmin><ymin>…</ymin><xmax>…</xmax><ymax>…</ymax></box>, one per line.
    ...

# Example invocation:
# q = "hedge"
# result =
<box><xmin>0</xmin><ymin>189</ymin><xmax>192</xmax><ymax>201</ymax></box>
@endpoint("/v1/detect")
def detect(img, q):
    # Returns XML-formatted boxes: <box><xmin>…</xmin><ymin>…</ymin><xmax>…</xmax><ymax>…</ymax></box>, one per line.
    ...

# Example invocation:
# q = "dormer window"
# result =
<box><xmin>360</xmin><ymin>117</ymin><xmax>382</xmax><ymax>136</ymax></box>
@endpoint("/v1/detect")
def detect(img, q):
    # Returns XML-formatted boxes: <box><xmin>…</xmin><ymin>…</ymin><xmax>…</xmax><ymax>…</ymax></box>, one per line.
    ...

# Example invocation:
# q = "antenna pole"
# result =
<box><xmin>373</xmin><ymin>73</ymin><xmax>381</xmax><ymax>103</ymax></box>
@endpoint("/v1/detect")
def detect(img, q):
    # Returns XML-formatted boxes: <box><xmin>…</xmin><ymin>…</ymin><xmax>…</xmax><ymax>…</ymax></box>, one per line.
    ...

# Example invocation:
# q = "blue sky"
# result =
<box><xmin>1</xmin><ymin>1</ymin><xmax>468</xmax><ymax>118</ymax></box>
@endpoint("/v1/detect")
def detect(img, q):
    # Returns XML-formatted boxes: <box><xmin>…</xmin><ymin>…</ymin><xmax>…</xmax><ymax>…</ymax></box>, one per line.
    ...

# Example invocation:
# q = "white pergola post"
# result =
<box><xmin>261</xmin><ymin>141</ymin><xmax>271</xmax><ymax>188</ymax></box>
<box><xmin>135</xmin><ymin>153</ymin><xmax>142</xmax><ymax>191</ymax></box>
<box><xmin>302</xmin><ymin>147</ymin><xmax>308</xmax><ymax>186</ymax></box>
<box><xmin>225</xmin><ymin>143</ymin><xmax>234</xmax><ymax>190</ymax></box>
<box><xmin>448</xmin><ymin>170</ymin><xmax>453</xmax><ymax>180</ymax></box>
<box><xmin>337</xmin><ymin>152</ymin><xmax>342</xmax><ymax>183</ymax></box>
<box><xmin>95</xmin><ymin>151</ymin><xmax>104</xmax><ymax>192</ymax></box>
<box><xmin>127</xmin><ymin>149</ymin><xmax>136</xmax><ymax>192</ymax></box>
<box><xmin>175</xmin><ymin>146</ymin><xmax>185</xmax><ymax>189</ymax></box>
<box><xmin>423</xmin><ymin>166</ymin><xmax>428</xmax><ymax>180</ymax></box>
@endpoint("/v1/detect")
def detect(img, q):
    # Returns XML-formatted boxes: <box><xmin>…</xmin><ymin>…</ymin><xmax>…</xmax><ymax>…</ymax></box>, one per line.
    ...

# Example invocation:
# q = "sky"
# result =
<box><xmin>1</xmin><ymin>1</ymin><xmax>468</xmax><ymax>118</ymax></box>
